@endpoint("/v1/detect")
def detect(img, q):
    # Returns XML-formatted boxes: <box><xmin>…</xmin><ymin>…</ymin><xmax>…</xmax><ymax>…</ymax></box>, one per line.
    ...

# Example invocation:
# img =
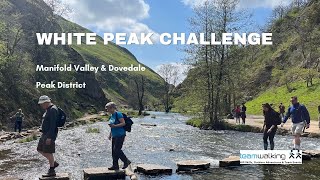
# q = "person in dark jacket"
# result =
<box><xmin>11</xmin><ymin>109</ymin><xmax>24</xmax><ymax>133</ymax></box>
<box><xmin>281</xmin><ymin>96</ymin><xmax>310</xmax><ymax>150</ymax></box>
<box><xmin>37</xmin><ymin>95</ymin><xmax>59</xmax><ymax>177</ymax></box>
<box><xmin>241</xmin><ymin>103</ymin><xmax>247</xmax><ymax>124</ymax></box>
<box><xmin>262</xmin><ymin>103</ymin><xmax>278</xmax><ymax>150</ymax></box>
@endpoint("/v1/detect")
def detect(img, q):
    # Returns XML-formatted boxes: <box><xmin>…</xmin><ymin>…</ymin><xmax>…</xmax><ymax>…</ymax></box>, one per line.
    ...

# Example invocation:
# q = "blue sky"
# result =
<box><xmin>62</xmin><ymin>0</ymin><xmax>293</xmax><ymax>70</ymax></box>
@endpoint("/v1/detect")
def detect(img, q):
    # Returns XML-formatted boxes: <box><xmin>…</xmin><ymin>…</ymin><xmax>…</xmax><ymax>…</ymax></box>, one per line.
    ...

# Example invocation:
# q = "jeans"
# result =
<box><xmin>112</xmin><ymin>136</ymin><xmax>129</xmax><ymax>168</ymax></box>
<box><xmin>15</xmin><ymin>121</ymin><xmax>22</xmax><ymax>133</ymax></box>
<box><xmin>263</xmin><ymin>127</ymin><xmax>277</xmax><ymax>150</ymax></box>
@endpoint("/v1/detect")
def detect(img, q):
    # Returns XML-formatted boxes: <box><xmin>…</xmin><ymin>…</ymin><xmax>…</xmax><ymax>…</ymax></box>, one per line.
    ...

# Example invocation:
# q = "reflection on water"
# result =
<box><xmin>0</xmin><ymin>112</ymin><xmax>320</xmax><ymax>180</ymax></box>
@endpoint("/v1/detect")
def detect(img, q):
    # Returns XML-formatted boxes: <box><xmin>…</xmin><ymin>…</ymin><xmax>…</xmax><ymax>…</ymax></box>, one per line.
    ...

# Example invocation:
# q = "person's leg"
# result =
<box><xmin>263</xmin><ymin>129</ymin><xmax>268</xmax><ymax>150</ymax></box>
<box><xmin>294</xmin><ymin>134</ymin><xmax>301</xmax><ymax>150</ymax></box>
<box><xmin>18</xmin><ymin>122</ymin><xmax>22</xmax><ymax>133</ymax></box>
<box><xmin>114</xmin><ymin>136</ymin><xmax>129</xmax><ymax>163</ymax></box>
<box><xmin>14</xmin><ymin>121</ymin><xmax>18</xmax><ymax>132</ymax></box>
<box><xmin>292</xmin><ymin>122</ymin><xmax>303</xmax><ymax>150</ymax></box>
<box><xmin>269</xmin><ymin>128</ymin><xmax>276</xmax><ymax>150</ymax></box>
<box><xmin>111</xmin><ymin>137</ymin><xmax>119</xmax><ymax>169</ymax></box>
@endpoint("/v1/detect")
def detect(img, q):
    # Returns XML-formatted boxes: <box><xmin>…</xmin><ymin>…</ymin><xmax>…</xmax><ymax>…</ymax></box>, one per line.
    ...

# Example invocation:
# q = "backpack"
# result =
<box><xmin>56</xmin><ymin>107</ymin><xmax>67</xmax><ymax>127</ymax></box>
<box><xmin>274</xmin><ymin>111</ymin><xmax>282</xmax><ymax>125</ymax></box>
<box><xmin>115</xmin><ymin>112</ymin><xmax>133</xmax><ymax>132</ymax></box>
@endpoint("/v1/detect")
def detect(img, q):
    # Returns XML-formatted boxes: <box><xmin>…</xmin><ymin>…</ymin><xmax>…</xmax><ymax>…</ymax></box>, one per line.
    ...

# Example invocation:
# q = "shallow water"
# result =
<box><xmin>0</xmin><ymin>112</ymin><xmax>320</xmax><ymax>180</ymax></box>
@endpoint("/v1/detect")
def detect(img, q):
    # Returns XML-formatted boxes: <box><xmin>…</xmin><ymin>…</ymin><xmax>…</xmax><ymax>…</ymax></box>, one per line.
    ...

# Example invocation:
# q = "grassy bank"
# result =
<box><xmin>246</xmin><ymin>81</ymin><xmax>320</xmax><ymax>120</ymax></box>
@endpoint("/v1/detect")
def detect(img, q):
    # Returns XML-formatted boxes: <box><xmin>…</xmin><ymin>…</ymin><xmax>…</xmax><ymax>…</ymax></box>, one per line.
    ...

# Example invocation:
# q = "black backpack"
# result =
<box><xmin>274</xmin><ymin>111</ymin><xmax>282</xmax><ymax>125</ymax></box>
<box><xmin>56</xmin><ymin>107</ymin><xmax>67</xmax><ymax>127</ymax></box>
<box><xmin>115</xmin><ymin>112</ymin><xmax>133</xmax><ymax>132</ymax></box>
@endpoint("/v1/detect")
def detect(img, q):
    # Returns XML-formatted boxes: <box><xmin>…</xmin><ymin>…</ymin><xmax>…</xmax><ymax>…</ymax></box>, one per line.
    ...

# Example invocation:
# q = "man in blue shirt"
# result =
<box><xmin>105</xmin><ymin>102</ymin><xmax>131</xmax><ymax>170</ymax></box>
<box><xmin>281</xmin><ymin>96</ymin><xmax>310</xmax><ymax>150</ymax></box>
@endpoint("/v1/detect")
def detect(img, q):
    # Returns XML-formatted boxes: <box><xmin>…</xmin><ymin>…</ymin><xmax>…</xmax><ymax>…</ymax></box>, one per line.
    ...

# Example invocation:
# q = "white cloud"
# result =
<box><xmin>181</xmin><ymin>0</ymin><xmax>293</xmax><ymax>9</ymax></box>
<box><xmin>61</xmin><ymin>0</ymin><xmax>156</xmax><ymax>36</ymax></box>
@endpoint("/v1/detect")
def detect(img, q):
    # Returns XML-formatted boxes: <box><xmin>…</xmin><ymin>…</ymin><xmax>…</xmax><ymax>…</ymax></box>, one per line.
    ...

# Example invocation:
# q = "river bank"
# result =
<box><xmin>187</xmin><ymin>115</ymin><xmax>320</xmax><ymax>138</ymax></box>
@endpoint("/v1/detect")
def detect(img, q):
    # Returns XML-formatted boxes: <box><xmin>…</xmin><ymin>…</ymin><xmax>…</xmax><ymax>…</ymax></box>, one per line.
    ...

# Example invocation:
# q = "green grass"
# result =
<box><xmin>186</xmin><ymin>118</ymin><xmax>206</xmax><ymax>128</ymax></box>
<box><xmin>246</xmin><ymin>80</ymin><xmax>320</xmax><ymax>120</ymax></box>
<box><xmin>18</xmin><ymin>134</ymin><xmax>37</xmax><ymax>143</ymax></box>
<box><xmin>86</xmin><ymin>127</ymin><xmax>100</xmax><ymax>133</ymax></box>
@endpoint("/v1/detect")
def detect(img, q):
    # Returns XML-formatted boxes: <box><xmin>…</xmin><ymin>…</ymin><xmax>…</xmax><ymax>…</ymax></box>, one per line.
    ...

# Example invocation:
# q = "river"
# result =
<box><xmin>1</xmin><ymin>112</ymin><xmax>320</xmax><ymax>180</ymax></box>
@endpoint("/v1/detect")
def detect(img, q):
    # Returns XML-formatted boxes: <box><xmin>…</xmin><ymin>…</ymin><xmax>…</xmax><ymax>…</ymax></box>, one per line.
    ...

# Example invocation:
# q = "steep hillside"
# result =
<box><xmin>0</xmin><ymin>0</ymin><xmax>165</xmax><ymax>129</ymax></box>
<box><xmin>246</xmin><ymin>80</ymin><xmax>320</xmax><ymax>120</ymax></box>
<box><xmin>174</xmin><ymin>0</ymin><xmax>320</xmax><ymax>119</ymax></box>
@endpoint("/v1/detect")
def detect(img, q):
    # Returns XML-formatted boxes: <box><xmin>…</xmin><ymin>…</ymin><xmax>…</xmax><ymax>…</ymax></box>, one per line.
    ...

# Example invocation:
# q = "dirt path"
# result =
<box><xmin>226</xmin><ymin>115</ymin><xmax>320</xmax><ymax>134</ymax></box>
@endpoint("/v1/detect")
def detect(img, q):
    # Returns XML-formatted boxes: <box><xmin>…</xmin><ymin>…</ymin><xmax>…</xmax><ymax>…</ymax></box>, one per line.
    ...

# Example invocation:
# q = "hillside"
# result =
<box><xmin>173</xmin><ymin>0</ymin><xmax>320</xmax><ymax>121</ymax></box>
<box><xmin>246</xmin><ymin>80</ymin><xmax>320</xmax><ymax>120</ymax></box>
<box><xmin>0</xmin><ymin>0</ymin><xmax>165</xmax><ymax>129</ymax></box>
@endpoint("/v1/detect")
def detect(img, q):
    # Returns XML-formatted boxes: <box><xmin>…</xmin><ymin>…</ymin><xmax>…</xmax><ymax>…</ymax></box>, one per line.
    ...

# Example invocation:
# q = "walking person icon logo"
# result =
<box><xmin>289</xmin><ymin>150</ymin><xmax>302</xmax><ymax>159</ymax></box>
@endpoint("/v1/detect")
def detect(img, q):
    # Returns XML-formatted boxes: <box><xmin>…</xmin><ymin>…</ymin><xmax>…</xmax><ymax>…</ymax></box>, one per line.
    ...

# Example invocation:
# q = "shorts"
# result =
<box><xmin>37</xmin><ymin>135</ymin><xmax>55</xmax><ymax>153</ymax></box>
<box><xmin>291</xmin><ymin>122</ymin><xmax>305</xmax><ymax>135</ymax></box>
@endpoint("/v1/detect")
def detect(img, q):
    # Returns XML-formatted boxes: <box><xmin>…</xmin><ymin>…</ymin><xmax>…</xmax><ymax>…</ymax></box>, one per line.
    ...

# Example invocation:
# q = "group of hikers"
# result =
<box><xmin>262</xmin><ymin>96</ymin><xmax>315</xmax><ymax>151</ymax></box>
<box><xmin>232</xmin><ymin>96</ymin><xmax>320</xmax><ymax>151</ymax></box>
<box><xmin>233</xmin><ymin>103</ymin><xmax>247</xmax><ymax>124</ymax></box>
<box><xmin>8</xmin><ymin>95</ymin><xmax>320</xmax><ymax>176</ymax></box>
<box><xmin>10</xmin><ymin>95</ymin><xmax>131</xmax><ymax>177</ymax></box>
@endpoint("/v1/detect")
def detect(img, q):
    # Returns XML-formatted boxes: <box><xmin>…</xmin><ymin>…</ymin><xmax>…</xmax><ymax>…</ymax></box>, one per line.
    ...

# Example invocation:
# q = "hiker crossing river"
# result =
<box><xmin>1</xmin><ymin>112</ymin><xmax>320</xmax><ymax>179</ymax></box>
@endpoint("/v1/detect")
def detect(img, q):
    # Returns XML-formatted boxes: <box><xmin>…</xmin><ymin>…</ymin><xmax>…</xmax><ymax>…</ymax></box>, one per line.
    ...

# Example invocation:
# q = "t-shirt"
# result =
<box><xmin>109</xmin><ymin>112</ymin><xmax>126</xmax><ymax>137</ymax></box>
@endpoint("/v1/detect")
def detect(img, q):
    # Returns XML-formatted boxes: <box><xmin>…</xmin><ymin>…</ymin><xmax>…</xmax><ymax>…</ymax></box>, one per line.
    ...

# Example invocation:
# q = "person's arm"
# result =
<box><xmin>110</xmin><ymin>112</ymin><xmax>126</xmax><ymax>128</ymax></box>
<box><xmin>283</xmin><ymin>107</ymin><xmax>291</xmax><ymax>123</ymax></box>
<box><xmin>46</xmin><ymin>108</ymin><xmax>58</xmax><ymax>140</ymax></box>
<box><xmin>302</xmin><ymin>106</ymin><xmax>310</xmax><ymax>125</ymax></box>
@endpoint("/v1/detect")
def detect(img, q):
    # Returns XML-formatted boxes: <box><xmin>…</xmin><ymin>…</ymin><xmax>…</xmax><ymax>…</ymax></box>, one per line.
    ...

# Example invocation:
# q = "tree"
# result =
<box><xmin>157</xmin><ymin>64</ymin><xmax>180</xmax><ymax>113</ymax></box>
<box><xmin>43</xmin><ymin>0</ymin><xmax>72</xmax><ymax>20</ymax></box>
<box><xmin>185</xmin><ymin>0</ymin><xmax>248</xmax><ymax>129</ymax></box>
<box><xmin>133</xmin><ymin>75</ymin><xmax>145</xmax><ymax>115</ymax></box>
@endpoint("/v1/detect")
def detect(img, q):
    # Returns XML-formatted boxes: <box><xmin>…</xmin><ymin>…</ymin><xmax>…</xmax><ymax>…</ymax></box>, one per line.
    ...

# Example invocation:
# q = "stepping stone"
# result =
<box><xmin>176</xmin><ymin>160</ymin><xmax>210</xmax><ymax>172</ymax></box>
<box><xmin>219</xmin><ymin>156</ymin><xmax>240</xmax><ymax>167</ymax></box>
<box><xmin>135</xmin><ymin>164</ymin><xmax>172</xmax><ymax>175</ymax></box>
<box><xmin>303</xmin><ymin>150</ymin><xmax>320</xmax><ymax>158</ymax></box>
<box><xmin>83</xmin><ymin>167</ymin><xmax>125</xmax><ymax>180</ymax></box>
<box><xmin>302</xmin><ymin>153</ymin><xmax>311</xmax><ymax>161</ymax></box>
<box><xmin>140</xmin><ymin>123</ymin><xmax>157</xmax><ymax>127</ymax></box>
<box><xmin>39</xmin><ymin>173</ymin><xmax>70</xmax><ymax>180</ymax></box>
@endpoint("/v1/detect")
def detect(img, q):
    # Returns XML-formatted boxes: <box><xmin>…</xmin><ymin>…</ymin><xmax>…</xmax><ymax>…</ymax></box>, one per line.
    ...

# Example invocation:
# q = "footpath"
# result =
<box><xmin>225</xmin><ymin>115</ymin><xmax>320</xmax><ymax>137</ymax></box>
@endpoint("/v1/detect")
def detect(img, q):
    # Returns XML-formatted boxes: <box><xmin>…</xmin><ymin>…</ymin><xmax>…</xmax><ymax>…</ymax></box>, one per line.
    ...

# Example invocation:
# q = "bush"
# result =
<box><xmin>86</xmin><ymin>127</ymin><xmax>100</xmax><ymax>133</ymax></box>
<box><xmin>18</xmin><ymin>134</ymin><xmax>37</xmax><ymax>143</ymax></box>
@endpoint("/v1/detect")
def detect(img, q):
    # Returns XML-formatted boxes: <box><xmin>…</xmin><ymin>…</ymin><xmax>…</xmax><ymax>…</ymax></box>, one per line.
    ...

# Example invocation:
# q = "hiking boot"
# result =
<box><xmin>122</xmin><ymin>160</ymin><xmax>131</xmax><ymax>169</ymax></box>
<box><xmin>108</xmin><ymin>166</ymin><xmax>119</xmax><ymax>170</ymax></box>
<box><xmin>42</xmin><ymin>168</ymin><xmax>56</xmax><ymax>177</ymax></box>
<box><xmin>54</xmin><ymin>161</ymin><xmax>59</xmax><ymax>169</ymax></box>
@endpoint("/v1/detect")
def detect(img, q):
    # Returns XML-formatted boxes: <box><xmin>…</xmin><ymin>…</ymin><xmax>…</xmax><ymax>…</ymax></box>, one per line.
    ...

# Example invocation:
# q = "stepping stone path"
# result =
<box><xmin>219</xmin><ymin>156</ymin><xmax>240</xmax><ymax>167</ymax></box>
<box><xmin>135</xmin><ymin>164</ymin><xmax>172</xmax><ymax>175</ymax></box>
<box><xmin>39</xmin><ymin>173</ymin><xmax>70</xmax><ymax>180</ymax></box>
<box><xmin>140</xmin><ymin>123</ymin><xmax>157</xmax><ymax>127</ymax></box>
<box><xmin>303</xmin><ymin>150</ymin><xmax>320</xmax><ymax>158</ymax></box>
<box><xmin>83</xmin><ymin>167</ymin><xmax>126</xmax><ymax>180</ymax></box>
<box><xmin>176</xmin><ymin>160</ymin><xmax>210</xmax><ymax>172</ymax></box>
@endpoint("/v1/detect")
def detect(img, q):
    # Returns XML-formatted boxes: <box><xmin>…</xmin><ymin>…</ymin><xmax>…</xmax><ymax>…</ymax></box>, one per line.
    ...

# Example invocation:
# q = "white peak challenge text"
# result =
<box><xmin>36</xmin><ymin>64</ymin><xmax>146</xmax><ymax>73</ymax></box>
<box><xmin>36</xmin><ymin>32</ymin><xmax>273</xmax><ymax>46</ymax></box>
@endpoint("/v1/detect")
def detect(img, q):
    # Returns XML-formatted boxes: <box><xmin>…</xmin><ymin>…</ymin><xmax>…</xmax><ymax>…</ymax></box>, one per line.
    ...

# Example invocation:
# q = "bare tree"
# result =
<box><xmin>133</xmin><ymin>75</ymin><xmax>145</xmax><ymax>115</ymax></box>
<box><xmin>43</xmin><ymin>0</ymin><xmax>73</xmax><ymax>20</ymax></box>
<box><xmin>157</xmin><ymin>64</ymin><xmax>180</xmax><ymax>112</ymax></box>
